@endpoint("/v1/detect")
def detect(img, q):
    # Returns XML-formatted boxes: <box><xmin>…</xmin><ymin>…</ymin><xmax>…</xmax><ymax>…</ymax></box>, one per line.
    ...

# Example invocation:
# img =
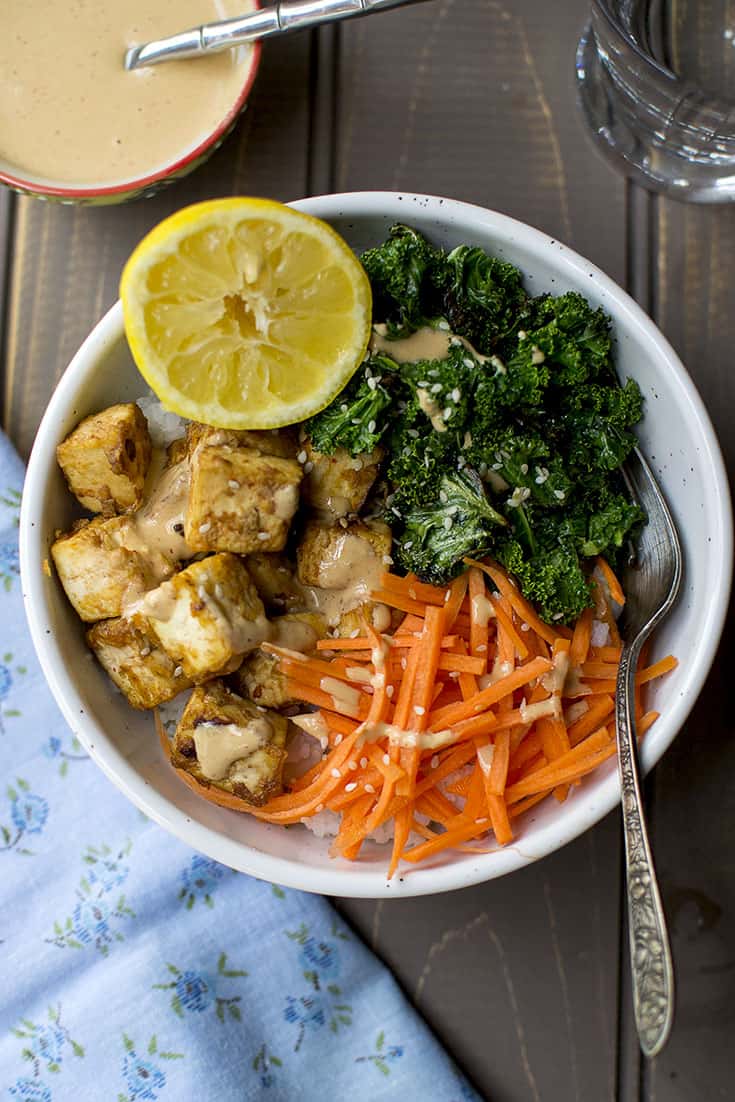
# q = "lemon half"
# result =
<box><xmin>120</xmin><ymin>198</ymin><xmax>372</xmax><ymax>429</ymax></box>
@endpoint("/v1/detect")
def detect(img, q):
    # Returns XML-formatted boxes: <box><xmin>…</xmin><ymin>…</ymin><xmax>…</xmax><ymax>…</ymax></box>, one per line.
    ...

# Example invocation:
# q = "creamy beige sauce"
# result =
<box><xmin>127</xmin><ymin>455</ymin><xmax>192</xmax><ymax>561</ymax></box>
<box><xmin>520</xmin><ymin>696</ymin><xmax>562</xmax><ymax>724</ymax></box>
<box><xmin>471</xmin><ymin>593</ymin><xmax>496</xmax><ymax>628</ymax></box>
<box><xmin>1</xmin><ymin>0</ymin><xmax>254</xmax><ymax>186</ymax></box>
<box><xmin>193</xmin><ymin>716</ymin><xmax>272</xmax><ymax>780</ymax></box>
<box><xmin>371</xmin><ymin>324</ymin><xmax>490</xmax><ymax>365</ymax></box>
<box><xmin>541</xmin><ymin>651</ymin><xmax>570</xmax><ymax>696</ymax></box>
<box><xmin>299</xmin><ymin>527</ymin><xmax>388</xmax><ymax>628</ymax></box>
<box><xmin>416</xmin><ymin>389</ymin><xmax>448</xmax><ymax>433</ymax></box>
<box><xmin>271</xmin><ymin>617</ymin><xmax>320</xmax><ymax>655</ymax></box>
<box><xmin>356</xmin><ymin>721</ymin><xmax>456</xmax><ymax>752</ymax></box>
<box><xmin>319</xmin><ymin>677</ymin><xmax>363</xmax><ymax>717</ymax></box>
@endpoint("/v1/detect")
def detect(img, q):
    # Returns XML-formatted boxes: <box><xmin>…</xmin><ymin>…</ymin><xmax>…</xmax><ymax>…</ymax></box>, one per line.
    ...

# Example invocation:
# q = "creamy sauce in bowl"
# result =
<box><xmin>1</xmin><ymin>0</ymin><xmax>256</xmax><ymax>189</ymax></box>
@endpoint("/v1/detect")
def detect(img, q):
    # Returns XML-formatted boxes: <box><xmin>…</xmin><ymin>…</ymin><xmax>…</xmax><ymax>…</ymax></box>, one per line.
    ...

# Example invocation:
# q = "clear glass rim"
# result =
<box><xmin>591</xmin><ymin>0</ymin><xmax>678</xmax><ymax>83</ymax></box>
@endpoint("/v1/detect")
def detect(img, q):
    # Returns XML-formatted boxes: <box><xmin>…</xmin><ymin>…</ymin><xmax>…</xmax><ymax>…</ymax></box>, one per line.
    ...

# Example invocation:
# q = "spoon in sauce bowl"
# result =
<box><xmin>124</xmin><ymin>0</ymin><xmax>431</xmax><ymax>70</ymax></box>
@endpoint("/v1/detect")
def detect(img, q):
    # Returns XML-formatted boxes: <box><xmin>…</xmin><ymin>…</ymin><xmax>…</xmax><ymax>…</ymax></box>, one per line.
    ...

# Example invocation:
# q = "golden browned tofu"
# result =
<box><xmin>186</xmin><ymin>422</ymin><xmax>298</xmax><ymax>460</ymax></box>
<box><xmin>233</xmin><ymin>612</ymin><xmax>326</xmax><ymax>708</ymax></box>
<box><xmin>185</xmin><ymin>445</ymin><xmax>302</xmax><ymax>554</ymax></box>
<box><xmin>134</xmin><ymin>553</ymin><xmax>271</xmax><ymax>682</ymax></box>
<box><xmin>244</xmin><ymin>553</ymin><xmax>305</xmax><ymax>612</ymax></box>
<box><xmin>87</xmin><ymin>617</ymin><xmax>192</xmax><ymax>709</ymax></box>
<box><xmin>51</xmin><ymin>515</ymin><xmax>176</xmax><ymax>623</ymax></box>
<box><xmin>171</xmin><ymin>680</ymin><xmax>287</xmax><ymax>805</ymax></box>
<box><xmin>165</xmin><ymin>436</ymin><xmax>189</xmax><ymax>467</ymax></box>
<box><xmin>296</xmin><ymin>518</ymin><xmax>392</xmax><ymax>588</ymax></box>
<box><xmin>301</xmin><ymin>440</ymin><xmax>384</xmax><ymax>517</ymax></box>
<box><xmin>56</xmin><ymin>403</ymin><xmax>152</xmax><ymax>515</ymax></box>
<box><xmin>335</xmin><ymin>602</ymin><xmax>394</xmax><ymax>637</ymax></box>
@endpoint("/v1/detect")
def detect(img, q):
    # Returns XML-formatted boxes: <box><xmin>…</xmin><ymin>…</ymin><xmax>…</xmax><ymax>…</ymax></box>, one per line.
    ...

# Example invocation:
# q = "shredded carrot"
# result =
<box><xmin>161</xmin><ymin>562</ymin><xmax>678</xmax><ymax>880</ymax></box>
<box><xmin>596</xmin><ymin>556</ymin><xmax>626</xmax><ymax>607</ymax></box>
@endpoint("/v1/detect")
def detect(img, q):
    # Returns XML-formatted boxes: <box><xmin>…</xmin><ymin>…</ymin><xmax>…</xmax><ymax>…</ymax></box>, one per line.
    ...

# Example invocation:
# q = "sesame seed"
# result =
<box><xmin>449</xmin><ymin>670</ymin><xmax>460</xmax><ymax>680</ymax></box>
<box><xmin>520</xmin><ymin>464</ymin><xmax>528</xmax><ymax>475</ymax></box>
<box><xmin>320</xmin><ymin>737</ymin><xmax>329</xmax><ymax>750</ymax></box>
<box><xmin>334</xmin><ymin>733</ymin><xmax>343</xmax><ymax>746</ymax></box>
<box><xmin>382</xmin><ymin>554</ymin><xmax>393</xmax><ymax>565</ymax></box>
<box><xmin>554</xmin><ymin>489</ymin><xmax>566</xmax><ymax>500</ymax></box>
<box><xmin>386</xmin><ymin>685</ymin><xmax>395</xmax><ymax>698</ymax></box>
<box><xmin>520</xmin><ymin>622</ymin><xmax>530</xmax><ymax>632</ymax></box>
<box><xmin>303</xmin><ymin>461</ymin><xmax>314</xmax><ymax>474</ymax></box>
<box><xmin>368</xmin><ymin>420</ymin><xmax>376</xmax><ymax>433</ymax></box>
<box><xmin>414</xmin><ymin>705</ymin><xmax>426</xmax><ymax>715</ymax></box>
<box><xmin>430</xmin><ymin>382</ymin><xmax>442</xmax><ymax>394</ymax></box>
<box><xmin>214</xmin><ymin>584</ymin><xmax>224</xmax><ymax>599</ymax></box>
<box><xmin>463</xmin><ymin>357</ymin><xmax>474</xmax><ymax>369</ymax></box>
<box><xmin>367</xmin><ymin>377</ymin><xmax>378</xmax><ymax>391</ymax></box>
<box><xmin>340</xmin><ymin>403</ymin><xmax>349</xmax><ymax>412</ymax></box>
<box><xmin>198</xmin><ymin>522</ymin><xmax>211</xmax><ymax>534</ymax></box>
<box><xmin>443</xmin><ymin>515</ymin><xmax>453</xmax><ymax>530</ymax></box>
<box><xmin>476</xmin><ymin>644</ymin><xmax>487</xmax><ymax>653</ymax></box>
<box><xmin>350</xmin><ymin>629</ymin><xmax>360</xmax><ymax>638</ymax></box>
<box><xmin>364</xmin><ymin>784</ymin><xmax>375</xmax><ymax>794</ymax></box>
<box><xmin>403</xmin><ymin>540</ymin><xmax>413</xmax><ymax>550</ymax></box>
<box><xmin>518</xmin><ymin>329</ymin><xmax>527</xmax><ymax>340</ymax></box>
<box><xmin>431</xmin><ymin>755</ymin><xmax>439</xmax><ymax>769</ymax></box>
<box><xmin>439</xmin><ymin>490</ymin><xmax>448</xmax><ymax>504</ymax></box>
<box><xmin>197</xmin><ymin>585</ymin><xmax>208</xmax><ymax>600</ymax></box>
<box><xmin>339</xmin><ymin>517</ymin><xmax>349</xmax><ymax>529</ymax></box>
<box><xmin>345</xmin><ymin>782</ymin><xmax>358</xmax><ymax>792</ymax></box>
<box><xmin>407</xmin><ymin>429</ymin><xmax>419</xmax><ymax>439</ymax></box>
<box><xmin>451</xmin><ymin>388</ymin><xmax>461</xmax><ymax>402</ymax></box>
<box><xmin>360</xmin><ymin>757</ymin><xmax>368</xmax><ymax>769</ymax></box>
<box><xmin>331</xmin><ymin>768</ymin><xmax>341</xmax><ymax>779</ymax></box>
<box><xmin>139</xmin><ymin>645</ymin><xmax>151</xmax><ymax>657</ymax></box>
<box><xmin>417</xmin><ymin>381</ymin><xmax>430</xmax><ymax>388</ymax></box>
<box><xmin>475</xmin><ymin>817</ymin><xmax>489</xmax><ymax>824</ymax></box>
<box><xmin>173</xmin><ymin>666</ymin><xmax>183</xmax><ymax>677</ymax></box>
<box><xmin>443</xmin><ymin>407</ymin><xmax>453</xmax><ymax>420</ymax></box>
<box><xmin>383</xmin><ymin>753</ymin><xmax>390</xmax><ymax>765</ymax></box>
<box><xmin>257</xmin><ymin>531</ymin><xmax>270</xmax><ymax>541</ymax></box>
<box><xmin>401</xmin><ymin>657</ymin><xmax>407</xmax><ymax>670</ymax></box>
<box><xmin>437</xmin><ymin>319</ymin><xmax>450</xmax><ymax>331</ymax></box>
<box><xmin>297</xmin><ymin>450</ymin><xmax>308</xmax><ymax>464</ymax></box>
<box><xmin>348</xmin><ymin>761</ymin><xmax>358</xmax><ymax>772</ymax></box>
<box><xmin>228</xmin><ymin>479</ymin><xmax>240</xmax><ymax>491</ymax></box>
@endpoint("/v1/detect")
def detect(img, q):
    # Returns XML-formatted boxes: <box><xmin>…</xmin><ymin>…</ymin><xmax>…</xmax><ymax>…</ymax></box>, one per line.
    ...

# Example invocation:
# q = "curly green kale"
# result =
<box><xmin>361</xmin><ymin>224</ymin><xmax>442</xmax><ymax>336</ymax></box>
<box><xmin>304</xmin><ymin>225</ymin><xmax>646</xmax><ymax>623</ymax></box>
<box><xmin>306</xmin><ymin>354</ymin><xmax>397</xmax><ymax>456</ymax></box>
<box><xmin>394</xmin><ymin>468</ymin><xmax>508</xmax><ymax>584</ymax></box>
<box><xmin>434</xmin><ymin>246</ymin><xmax>529</xmax><ymax>354</ymax></box>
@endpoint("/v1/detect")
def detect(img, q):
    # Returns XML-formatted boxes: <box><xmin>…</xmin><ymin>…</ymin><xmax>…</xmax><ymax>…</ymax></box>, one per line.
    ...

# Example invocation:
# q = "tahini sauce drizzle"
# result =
<box><xmin>1</xmin><ymin>0</ymin><xmax>254</xmax><ymax>186</ymax></box>
<box><xmin>193</xmin><ymin>717</ymin><xmax>273</xmax><ymax>780</ymax></box>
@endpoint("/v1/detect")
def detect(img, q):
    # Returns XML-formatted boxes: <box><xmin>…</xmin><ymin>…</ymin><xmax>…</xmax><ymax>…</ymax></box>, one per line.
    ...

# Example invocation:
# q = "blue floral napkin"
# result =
<box><xmin>0</xmin><ymin>433</ymin><xmax>478</xmax><ymax>1102</ymax></box>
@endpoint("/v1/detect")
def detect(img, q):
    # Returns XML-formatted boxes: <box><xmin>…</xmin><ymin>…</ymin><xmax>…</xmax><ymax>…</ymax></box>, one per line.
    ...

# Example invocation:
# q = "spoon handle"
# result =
<box><xmin>616</xmin><ymin>641</ymin><xmax>675</xmax><ymax>1057</ymax></box>
<box><xmin>126</xmin><ymin>0</ymin><xmax>430</xmax><ymax>70</ymax></box>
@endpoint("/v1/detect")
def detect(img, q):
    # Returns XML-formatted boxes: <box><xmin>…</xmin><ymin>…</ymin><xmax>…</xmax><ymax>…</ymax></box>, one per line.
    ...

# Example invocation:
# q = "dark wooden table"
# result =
<box><xmin>3</xmin><ymin>2</ymin><xmax>733</xmax><ymax>1098</ymax></box>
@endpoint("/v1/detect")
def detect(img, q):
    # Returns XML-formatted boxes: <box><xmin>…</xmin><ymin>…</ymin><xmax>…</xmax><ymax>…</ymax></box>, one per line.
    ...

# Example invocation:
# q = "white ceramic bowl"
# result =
<box><xmin>20</xmin><ymin>193</ymin><xmax>733</xmax><ymax>898</ymax></box>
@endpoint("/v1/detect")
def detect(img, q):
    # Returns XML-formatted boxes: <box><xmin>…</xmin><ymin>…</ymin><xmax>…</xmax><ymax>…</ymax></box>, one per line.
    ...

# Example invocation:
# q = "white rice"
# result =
<box><xmin>590</xmin><ymin>618</ymin><xmax>611</xmax><ymax>648</ymax></box>
<box><xmin>136</xmin><ymin>392</ymin><xmax>188</xmax><ymax>449</ymax></box>
<box><xmin>158</xmin><ymin>694</ymin><xmax>188</xmax><ymax>737</ymax></box>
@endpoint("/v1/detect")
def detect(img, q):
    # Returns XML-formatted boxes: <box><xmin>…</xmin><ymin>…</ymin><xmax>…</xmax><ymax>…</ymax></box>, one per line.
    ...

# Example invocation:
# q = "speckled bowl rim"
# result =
<box><xmin>0</xmin><ymin>5</ymin><xmax>262</xmax><ymax>201</ymax></box>
<box><xmin>20</xmin><ymin>192</ymin><xmax>733</xmax><ymax>897</ymax></box>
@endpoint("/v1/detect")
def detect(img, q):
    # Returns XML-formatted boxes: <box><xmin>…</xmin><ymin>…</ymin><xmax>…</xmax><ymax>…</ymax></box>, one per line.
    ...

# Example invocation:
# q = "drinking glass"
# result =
<box><xmin>576</xmin><ymin>0</ymin><xmax>735</xmax><ymax>201</ymax></box>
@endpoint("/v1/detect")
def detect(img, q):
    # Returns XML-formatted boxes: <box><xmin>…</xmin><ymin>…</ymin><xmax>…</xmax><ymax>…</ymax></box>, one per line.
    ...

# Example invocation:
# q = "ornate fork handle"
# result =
<box><xmin>616</xmin><ymin>642</ymin><xmax>675</xmax><ymax>1057</ymax></box>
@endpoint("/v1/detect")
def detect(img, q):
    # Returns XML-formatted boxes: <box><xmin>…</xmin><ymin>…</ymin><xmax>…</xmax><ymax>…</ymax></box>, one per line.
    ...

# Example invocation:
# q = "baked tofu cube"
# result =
<box><xmin>233</xmin><ymin>612</ymin><xmax>326</xmax><ymax>708</ymax></box>
<box><xmin>56</xmin><ymin>403</ymin><xmax>152</xmax><ymax>515</ymax></box>
<box><xmin>244</xmin><ymin>553</ymin><xmax>305</xmax><ymax>612</ymax></box>
<box><xmin>302</xmin><ymin>440</ymin><xmax>384</xmax><ymax>517</ymax></box>
<box><xmin>336</xmin><ymin>601</ymin><xmax>393</xmax><ymax>637</ymax></box>
<box><xmin>134</xmin><ymin>553</ymin><xmax>271</xmax><ymax>682</ymax></box>
<box><xmin>185</xmin><ymin>445</ymin><xmax>302</xmax><ymax>554</ymax></box>
<box><xmin>171</xmin><ymin>680</ymin><xmax>287</xmax><ymax>805</ymax></box>
<box><xmin>87</xmin><ymin>617</ymin><xmax>192</xmax><ymax>709</ymax></box>
<box><xmin>51</xmin><ymin>515</ymin><xmax>176</xmax><ymax>622</ymax></box>
<box><xmin>186</xmin><ymin>422</ymin><xmax>298</xmax><ymax>460</ymax></box>
<box><xmin>296</xmin><ymin>518</ymin><xmax>392</xmax><ymax>589</ymax></box>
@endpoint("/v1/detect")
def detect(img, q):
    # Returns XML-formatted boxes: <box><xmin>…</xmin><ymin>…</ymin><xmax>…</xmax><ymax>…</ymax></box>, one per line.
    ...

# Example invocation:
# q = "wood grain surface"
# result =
<box><xmin>3</xmin><ymin>2</ymin><xmax>733</xmax><ymax>1099</ymax></box>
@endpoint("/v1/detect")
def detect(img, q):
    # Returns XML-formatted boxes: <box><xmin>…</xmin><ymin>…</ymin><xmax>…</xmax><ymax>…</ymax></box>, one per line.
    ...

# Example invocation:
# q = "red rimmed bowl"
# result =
<box><xmin>0</xmin><ymin>10</ymin><xmax>262</xmax><ymax>206</ymax></box>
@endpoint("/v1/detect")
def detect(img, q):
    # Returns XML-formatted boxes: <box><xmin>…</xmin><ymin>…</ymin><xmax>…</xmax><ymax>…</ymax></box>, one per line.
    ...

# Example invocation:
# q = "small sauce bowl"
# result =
<box><xmin>0</xmin><ymin>17</ymin><xmax>261</xmax><ymax>205</ymax></box>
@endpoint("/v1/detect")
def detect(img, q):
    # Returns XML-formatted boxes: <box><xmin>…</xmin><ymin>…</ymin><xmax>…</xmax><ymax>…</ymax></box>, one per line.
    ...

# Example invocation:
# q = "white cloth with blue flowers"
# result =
<box><xmin>0</xmin><ymin>435</ymin><xmax>478</xmax><ymax>1102</ymax></box>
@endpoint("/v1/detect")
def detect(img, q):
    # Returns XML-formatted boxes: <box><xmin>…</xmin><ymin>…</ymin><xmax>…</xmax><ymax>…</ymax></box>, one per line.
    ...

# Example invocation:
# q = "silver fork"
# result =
<box><xmin>616</xmin><ymin>446</ymin><xmax>682</xmax><ymax>1057</ymax></box>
